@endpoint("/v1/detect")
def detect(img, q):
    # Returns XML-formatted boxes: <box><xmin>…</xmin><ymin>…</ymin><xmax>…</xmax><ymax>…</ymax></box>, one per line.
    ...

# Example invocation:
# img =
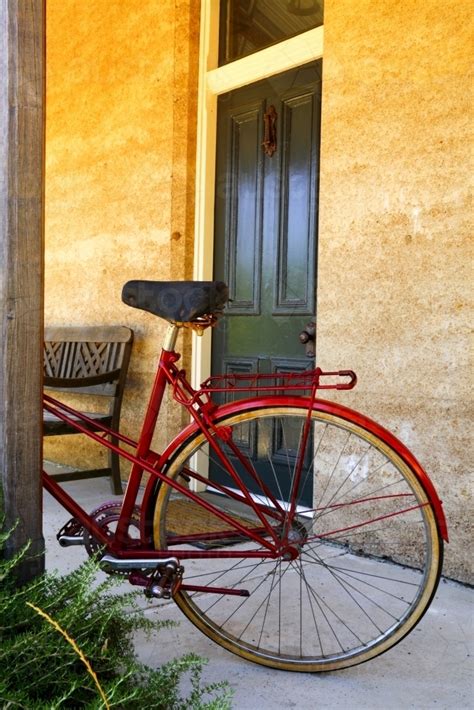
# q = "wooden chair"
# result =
<box><xmin>43</xmin><ymin>326</ymin><xmax>134</xmax><ymax>494</ymax></box>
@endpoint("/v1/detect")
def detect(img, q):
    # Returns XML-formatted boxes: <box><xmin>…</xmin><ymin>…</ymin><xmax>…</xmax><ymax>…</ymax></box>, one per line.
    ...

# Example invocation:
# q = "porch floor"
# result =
<box><xmin>43</xmin><ymin>476</ymin><xmax>473</xmax><ymax>710</ymax></box>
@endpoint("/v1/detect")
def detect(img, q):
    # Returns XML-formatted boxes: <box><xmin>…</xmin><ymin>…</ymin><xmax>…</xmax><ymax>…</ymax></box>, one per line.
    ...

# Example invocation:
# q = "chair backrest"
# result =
<box><xmin>43</xmin><ymin>326</ymin><xmax>133</xmax><ymax>397</ymax></box>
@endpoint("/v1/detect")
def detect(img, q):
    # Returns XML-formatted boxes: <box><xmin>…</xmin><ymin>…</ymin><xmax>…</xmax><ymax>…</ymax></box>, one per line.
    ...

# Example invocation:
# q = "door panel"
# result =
<box><xmin>225</xmin><ymin>101</ymin><xmax>264</xmax><ymax>314</ymax></box>
<box><xmin>276</xmin><ymin>91</ymin><xmax>317</xmax><ymax>313</ymax></box>
<box><xmin>212</xmin><ymin>61</ymin><xmax>321</xmax><ymax>504</ymax></box>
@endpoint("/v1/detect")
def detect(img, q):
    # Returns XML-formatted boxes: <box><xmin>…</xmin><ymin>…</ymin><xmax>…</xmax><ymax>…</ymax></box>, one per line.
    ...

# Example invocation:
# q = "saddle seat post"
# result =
<box><xmin>163</xmin><ymin>323</ymin><xmax>181</xmax><ymax>353</ymax></box>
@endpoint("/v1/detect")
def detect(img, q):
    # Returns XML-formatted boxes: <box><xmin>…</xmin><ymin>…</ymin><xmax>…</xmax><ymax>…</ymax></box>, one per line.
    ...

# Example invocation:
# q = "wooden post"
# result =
<box><xmin>0</xmin><ymin>0</ymin><xmax>45</xmax><ymax>579</ymax></box>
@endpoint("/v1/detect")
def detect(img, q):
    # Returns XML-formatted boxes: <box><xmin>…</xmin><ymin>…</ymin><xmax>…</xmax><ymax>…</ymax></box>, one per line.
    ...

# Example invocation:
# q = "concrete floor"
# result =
<box><xmin>43</xmin><ymin>477</ymin><xmax>473</xmax><ymax>710</ymax></box>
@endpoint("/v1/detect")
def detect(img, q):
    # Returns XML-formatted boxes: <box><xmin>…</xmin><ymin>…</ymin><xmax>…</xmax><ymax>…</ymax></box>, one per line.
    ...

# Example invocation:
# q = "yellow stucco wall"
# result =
<box><xmin>45</xmin><ymin>0</ymin><xmax>200</xmax><ymax>474</ymax></box>
<box><xmin>45</xmin><ymin>1</ymin><xmax>471</xmax><ymax>582</ymax></box>
<box><xmin>317</xmin><ymin>0</ymin><xmax>472</xmax><ymax>582</ymax></box>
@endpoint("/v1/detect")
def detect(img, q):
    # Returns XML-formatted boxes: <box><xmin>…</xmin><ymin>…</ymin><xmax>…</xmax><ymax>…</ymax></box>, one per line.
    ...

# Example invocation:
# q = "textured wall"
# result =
<box><xmin>45</xmin><ymin>1</ymin><xmax>471</xmax><ymax>582</ymax></box>
<box><xmin>45</xmin><ymin>0</ymin><xmax>200</xmax><ymax>473</ymax></box>
<box><xmin>317</xmin><ymin>1</ymin><xmax>472</xmax><ymax>582</ymax></box>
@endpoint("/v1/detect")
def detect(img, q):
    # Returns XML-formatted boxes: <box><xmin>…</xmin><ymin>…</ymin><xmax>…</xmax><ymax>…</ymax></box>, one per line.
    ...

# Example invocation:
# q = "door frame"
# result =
<box><xmin>192</xmin><ymin>1</ymin><xmax>324</xmax><ymax>390</ymax></box>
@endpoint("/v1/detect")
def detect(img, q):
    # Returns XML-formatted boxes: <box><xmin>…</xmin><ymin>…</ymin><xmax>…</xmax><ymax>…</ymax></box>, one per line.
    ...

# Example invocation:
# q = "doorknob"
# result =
<box><xmin>299</xmin><ymin>321</ymin><xmax>316</xmax><ymax>358</ymax></box>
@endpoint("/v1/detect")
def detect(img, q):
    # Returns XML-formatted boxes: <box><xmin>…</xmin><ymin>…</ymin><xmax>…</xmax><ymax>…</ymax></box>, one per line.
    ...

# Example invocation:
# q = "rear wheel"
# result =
<box><xmin>153</xmin><ymin>404</ymin><xmax>442</xmax><ymax>672</ymax></box>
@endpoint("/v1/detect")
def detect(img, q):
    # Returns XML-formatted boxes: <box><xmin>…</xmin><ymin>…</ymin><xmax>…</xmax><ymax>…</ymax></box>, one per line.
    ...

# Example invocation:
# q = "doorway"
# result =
<box><xmin>210</xmin><ymin>60</ymin><xmax>321</xmax><ymax>502</ymax></box>
<box><xmin>191</xmin><ymin>2</ymin><xmax>324</xmax><ymax>499</ymax></box>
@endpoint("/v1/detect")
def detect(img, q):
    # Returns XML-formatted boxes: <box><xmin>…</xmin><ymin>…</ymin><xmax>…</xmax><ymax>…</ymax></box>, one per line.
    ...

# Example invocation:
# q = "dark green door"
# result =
<box><xmin>211</xmin><ymin>61</ymin><xmax>322</xmax><ymax>505</ymax></box>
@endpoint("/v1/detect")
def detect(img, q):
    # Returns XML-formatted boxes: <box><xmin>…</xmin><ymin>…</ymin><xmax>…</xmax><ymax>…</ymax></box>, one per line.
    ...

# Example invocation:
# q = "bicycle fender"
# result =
<box><xmin>144</xmin><ymin>395</ymin><xmax>448</xmax><ymax>543</ymax></box>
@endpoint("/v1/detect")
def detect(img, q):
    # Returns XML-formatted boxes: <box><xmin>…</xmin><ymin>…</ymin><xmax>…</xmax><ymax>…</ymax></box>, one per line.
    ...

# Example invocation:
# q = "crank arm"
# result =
<box><xmin>58</xmin><ymin>535</ymin><xmax>85</xmax><ymax>547</ymax></box>
<box><xmin>100</xmin><ymin>553</ymin><xmax>179</xmax><ymax>572</ymax></box>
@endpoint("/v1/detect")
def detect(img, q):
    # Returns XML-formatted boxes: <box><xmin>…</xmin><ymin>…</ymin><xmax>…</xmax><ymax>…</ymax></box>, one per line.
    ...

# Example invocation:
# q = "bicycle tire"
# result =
<box><xmin>153</xmin><ymin>402</ymin><xmax>443</xmax><ymax>672</ymax></box>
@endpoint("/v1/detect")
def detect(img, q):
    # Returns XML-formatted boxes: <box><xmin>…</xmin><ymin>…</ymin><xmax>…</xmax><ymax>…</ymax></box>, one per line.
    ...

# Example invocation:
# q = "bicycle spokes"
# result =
<box><xmin>154</xmin><ymin>405</ymin><xmax>442</xmax><ymax>671</ymax></box>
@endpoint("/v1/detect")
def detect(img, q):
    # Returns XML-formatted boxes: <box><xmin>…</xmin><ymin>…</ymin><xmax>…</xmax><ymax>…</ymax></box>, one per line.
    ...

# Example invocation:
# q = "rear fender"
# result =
<box><xmin>142</xmin><ymin>395</ymin><xmax>448</xmax><ymax>542</ymax></box>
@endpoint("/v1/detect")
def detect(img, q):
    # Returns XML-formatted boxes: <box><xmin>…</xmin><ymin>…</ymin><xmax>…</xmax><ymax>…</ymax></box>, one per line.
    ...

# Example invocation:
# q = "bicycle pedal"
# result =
<box><xmin>57</xmin><ymin>518</ymin><xmax>85</xmax><ymax>546</ymax></box>
<box><xmin>144</xmin><ymin>560</ymin><xmax>184</xmax><ymax>600</ymax></box>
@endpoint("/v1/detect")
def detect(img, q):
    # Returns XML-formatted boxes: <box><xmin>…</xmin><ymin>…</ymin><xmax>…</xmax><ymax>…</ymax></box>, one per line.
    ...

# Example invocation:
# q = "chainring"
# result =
<box><xmin>83</xmin><ymin>501</ymin><xmax>141</xmax><ymax>575</ymax></box>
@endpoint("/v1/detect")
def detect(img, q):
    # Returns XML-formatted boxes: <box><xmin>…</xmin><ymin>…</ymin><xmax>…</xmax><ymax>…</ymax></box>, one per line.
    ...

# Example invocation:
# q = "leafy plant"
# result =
<box><xmin>0</xmin><ymin>524</ymin><xmax>232</xmax><ymax>709</ymax></box>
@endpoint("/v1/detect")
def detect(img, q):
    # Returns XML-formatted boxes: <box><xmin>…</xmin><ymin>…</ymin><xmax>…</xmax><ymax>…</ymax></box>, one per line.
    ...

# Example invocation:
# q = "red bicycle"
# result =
<box><xmin>43</xmin><ymin>280</ymin><xmax>448</xmax><ymax>673</ymax></box>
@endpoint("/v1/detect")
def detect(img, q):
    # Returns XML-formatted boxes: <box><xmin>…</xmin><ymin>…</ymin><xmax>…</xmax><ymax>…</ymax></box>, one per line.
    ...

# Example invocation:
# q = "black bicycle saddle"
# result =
<box><xmin>122</xmin><ymin>280</ymin><xmax>229</xmax><ymax>323</ymax></box>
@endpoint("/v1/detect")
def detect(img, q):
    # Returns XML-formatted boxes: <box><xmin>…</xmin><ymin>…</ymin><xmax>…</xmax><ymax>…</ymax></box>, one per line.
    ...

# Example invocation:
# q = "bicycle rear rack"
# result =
<box><xmin>171</xmin><ymin>367</ymin><xmax>357</xmax><ymax>407</ymax></box>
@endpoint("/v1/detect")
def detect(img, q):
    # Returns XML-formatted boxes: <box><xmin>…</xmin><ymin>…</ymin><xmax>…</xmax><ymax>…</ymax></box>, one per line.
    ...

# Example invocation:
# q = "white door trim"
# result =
<box><xmin>207</xmin><ymin>25</ymin><xmax>324</xmax><ymax>95</ymax></box>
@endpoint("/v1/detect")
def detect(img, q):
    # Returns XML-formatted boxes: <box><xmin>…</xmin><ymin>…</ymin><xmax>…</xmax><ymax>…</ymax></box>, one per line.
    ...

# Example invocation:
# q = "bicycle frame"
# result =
<box><xmin>42</xmin><ymin>325</ymin><xmax>285</xmax><ymax>561</ymax></box>
<box><xmin>43</xmin><ymin>323</ymin><xmax>448</xmax><ymax>571</ymax></box>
